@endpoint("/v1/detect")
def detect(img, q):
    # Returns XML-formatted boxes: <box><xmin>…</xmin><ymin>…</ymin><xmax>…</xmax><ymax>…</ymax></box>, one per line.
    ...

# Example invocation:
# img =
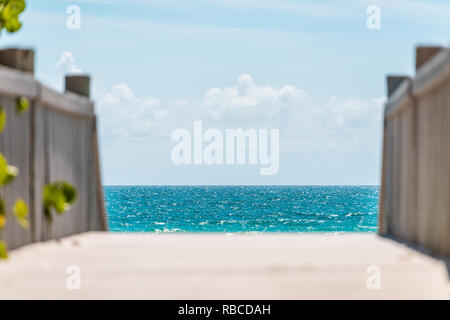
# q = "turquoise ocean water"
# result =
<box><xmin>104</xmin><ymin>186</ymin><xmax>379</xmax><ymax>233</ymax></box>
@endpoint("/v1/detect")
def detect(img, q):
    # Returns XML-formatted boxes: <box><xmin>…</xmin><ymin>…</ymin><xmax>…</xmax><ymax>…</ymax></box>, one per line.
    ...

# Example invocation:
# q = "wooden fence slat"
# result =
<box><xmin>0</xmin><ymin>55</ymin><xmax>106</xmax><ymax>251</ymax></box>
<box><xmin>381</xmin><ymin>47</ymin><xmax>450</xmax><ymax>258</ymax></box>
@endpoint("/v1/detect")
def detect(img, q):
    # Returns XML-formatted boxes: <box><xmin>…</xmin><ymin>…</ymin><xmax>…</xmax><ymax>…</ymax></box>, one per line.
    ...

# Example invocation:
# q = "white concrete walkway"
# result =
<box><xmin>0</xmin><ymin>232</ymin><xmax>448</xmax><ymax>299</ymax></box>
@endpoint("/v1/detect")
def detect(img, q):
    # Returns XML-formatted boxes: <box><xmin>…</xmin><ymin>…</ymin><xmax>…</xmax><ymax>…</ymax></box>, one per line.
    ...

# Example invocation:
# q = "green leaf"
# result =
<box><xmin>0</xmin><ymin>0</ymin><xmax>26</xmax><ymax>34</ymax></box>
<box><xmin>0</xmin><ymin>198</ymin><xmax>5</xmax><ymax>229</ymax></box>
<box><xmin>0</xmin><ymin>198</ymin><xmax>4</xmax><ymax>216</ymax></box>
<box><xmin>0</xmin><ymin>153</ymin><xmax>19</xmax><ymax>186</ymax></box>
<box><xmin>43</xmin><ymin>181</ymin><xmax>77</xmax><ymax>222</ymax></box>
<box><xmin>13</xmin><ymin>198</ymin><xmax>28</xmax><ymax>229</ymax></box>
<box><xmin>44</xmin><ymin>206</ymin><xmax>52</xmax><ymax>223</ymax></box>
<box><xmin>16</xmin><ymin>96</ymin><xmax>29</xmax><ymax>114</ymax></box>
<box><xmin>0</xmin><ymin>241</ymin><xmax>7</xmax><ymax>260</ymax></box>
<box><xmin>0</xmin><ymin>107</ymin><xmax>6</xmax><ymax>132</ymax></box>
<box><xmin>61</xmin><ymin>181</ymin><xmax>77</xmax><ymax>204</ymax></box>
<box><xmin>0</xmin><ymin>215</ymin><xmax>5</xmax><ymax>229</ymax></box>
<box><xmin>43</xmin><ymin>184</ymin><xmax>64</xmax><ymax>214</ymax></box>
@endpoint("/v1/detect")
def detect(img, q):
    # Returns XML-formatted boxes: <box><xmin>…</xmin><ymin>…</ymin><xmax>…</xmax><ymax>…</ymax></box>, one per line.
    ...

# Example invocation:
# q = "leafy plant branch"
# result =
<box><xmin>0</xmin><ymin>1</ymin><xmax>78</xmax><ymax>260</ymax></box>
<box><xmin>0</xmin><ymin>97</ymin><xmax>30</xmax><ymax>259</ymax></box>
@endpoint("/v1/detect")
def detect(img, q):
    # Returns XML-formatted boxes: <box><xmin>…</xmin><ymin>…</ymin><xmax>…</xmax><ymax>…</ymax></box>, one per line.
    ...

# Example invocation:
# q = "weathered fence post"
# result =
<box><xmin>0</xmin><ymin>48</ymin><xmax>37</xmax><ymax>248</ymax></box>
<box><xmin>387</xmin><ymin>76</ymin><xmax>410</xmax><ymax>97</ymax></box>
<box><xmin>64</xmin><ymin>75</ymin><xmax>108</xmax><ymax>231</ymax></box>
<box><xmin>380</xmin><ymin>76</ymin><xmax>412</xmax><ymax>236</ymax></box>
<box><xmin>0</xmin><ymin>48</ymin><xmax>34</xmax><ymax>74</ymax></box>
<box><xmin>415</xmin><ymin>46</ymin><xmax>443</xmax><ymax>71</ymax></box>
<box><xmin>381</xmin><ymin>45</ymin><xmax>450</xmax><ymax>257</ymax></box>
<box><xmin>92</xmin><ymin>117</ymin><xmax>108</xmax><ymax>231</ymax></box>
<box><xmin>65</xmin><ymin>75</ymin><xmax>90</xmax><ymax>97</ymax></box>
<box><xmin>0</xmin><ymin>50</ymin><xmax>106</xmax><ymax>251</ymax></box>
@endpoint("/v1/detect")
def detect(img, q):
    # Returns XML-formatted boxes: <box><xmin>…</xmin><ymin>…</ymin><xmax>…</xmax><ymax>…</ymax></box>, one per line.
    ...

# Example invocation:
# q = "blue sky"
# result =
<box><xmin>2</xmin><ymin>0</ymin><xmax>450</xmax><ymax>185</ymax></box>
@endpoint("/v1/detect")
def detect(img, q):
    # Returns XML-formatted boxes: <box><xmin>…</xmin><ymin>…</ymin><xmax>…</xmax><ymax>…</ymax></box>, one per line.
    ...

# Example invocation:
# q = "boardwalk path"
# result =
<box><xmin>0</xmin><ymin>233</ymin><xmax>448</xmax><ymax>299</ymax></box>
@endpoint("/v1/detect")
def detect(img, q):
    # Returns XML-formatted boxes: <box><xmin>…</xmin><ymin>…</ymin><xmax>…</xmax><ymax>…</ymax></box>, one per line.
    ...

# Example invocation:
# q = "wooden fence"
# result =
<box><xmin>0</xmin><ymin>48</ymin><xmax>107</xmax><ymax>250</ymax></box>
<box><xmin>379</xmin><ymin>46</ymin><xmax>450</xmax><ymax>258</ymax></box>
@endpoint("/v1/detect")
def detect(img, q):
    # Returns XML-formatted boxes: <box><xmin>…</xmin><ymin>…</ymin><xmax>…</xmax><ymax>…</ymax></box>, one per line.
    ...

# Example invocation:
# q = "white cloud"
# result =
<box><xmin>203</xmin><ymin>73</ymin><xmax>307</xmax><ymax>122</ymax></box>
<box><xmin>321</xmin><ymin>96</ymin><xmax>384</xmax><ymax>129</ymax></box>
<box><xmin>55</xmin><ymin>51</ymin><xmax>83</xmax><ymax>74</ymax></box>
<box><xmin>294</xmin><ymin>96</ymin><xmax>385</xmax><ymax>154</ymax></box>
<box><xmin>50</xmin><ymin>51</ymin><xmax>84</xmax><ymax>92</ymax></box>
<box><xmin>95</xmin><ymin>74</ymin><xmax>384</xmax><ymax>158</ymax></box>
<box><xmin>95</xmin><ymin>84</ymin><xmax>168</xmax><ymax>139</ymax></box>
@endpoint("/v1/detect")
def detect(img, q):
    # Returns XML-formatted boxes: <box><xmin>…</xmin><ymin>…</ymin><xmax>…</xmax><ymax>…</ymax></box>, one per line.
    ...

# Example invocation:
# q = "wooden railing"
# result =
<box><xmin>0</xmin><ymin>48</ymin><xmax>107</xmax><ymax>250</ymax></box>
<box><xmin>379</xmin><ymin>46</ymin><xmax>450</xmax><ymax>258</ymax></box>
